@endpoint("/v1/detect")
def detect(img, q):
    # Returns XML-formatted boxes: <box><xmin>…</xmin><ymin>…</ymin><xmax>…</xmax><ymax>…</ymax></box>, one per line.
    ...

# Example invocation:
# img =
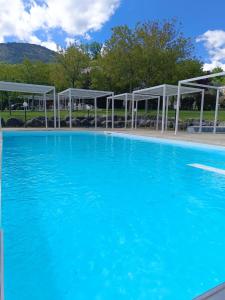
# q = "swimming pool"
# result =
<box><xmin>2</xmin><ymin>131</ymin><xmax>225</xmax><ymax>300</ymax></box>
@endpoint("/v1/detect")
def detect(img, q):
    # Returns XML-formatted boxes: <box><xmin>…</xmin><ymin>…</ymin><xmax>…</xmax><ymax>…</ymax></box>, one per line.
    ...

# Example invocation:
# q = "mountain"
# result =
<box><xmin>0</xmin><ymin>43</ymin><xmax>57</xmax><ymax>64</ymax></box>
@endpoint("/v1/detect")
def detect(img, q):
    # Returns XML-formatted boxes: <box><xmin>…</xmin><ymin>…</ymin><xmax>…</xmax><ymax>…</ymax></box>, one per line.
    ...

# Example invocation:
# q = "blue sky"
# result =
<box><xmin>1</xmin><ymin>0</ymin><xmax>225</xmax><ymax>69</ymax></box>
<box><xmin>91</xmin><ymin>0</ymin><xmax>225</xmax><ymax>69</ymax></box>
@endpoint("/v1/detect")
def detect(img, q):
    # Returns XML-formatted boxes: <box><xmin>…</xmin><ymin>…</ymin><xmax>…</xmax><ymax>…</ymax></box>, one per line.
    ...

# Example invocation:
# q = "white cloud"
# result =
<box><xmin>0</xmin><ymin>0</ymin><xmax>120</xmax><ymax>50</ymax></box>
<box><xmin>65</xmin><ymin>37</ymin><xmax>76</xmax><ymax>47</ymax></box>
<box><xmin>197</xmin><ymin>30</ymin><xmax>225</xmax><ymax>71</ymax></box>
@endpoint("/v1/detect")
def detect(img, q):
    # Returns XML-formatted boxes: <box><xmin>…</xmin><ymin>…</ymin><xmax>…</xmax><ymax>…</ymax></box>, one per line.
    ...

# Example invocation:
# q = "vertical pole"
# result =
<box><xmin>53</xmin><ymin>88</ymin><xmax>56</xmax><ymax>129</ymax></box>
<box><xmin>112</xmin><ymin>94</ymin><xmax>114</xmax><ymax>129</ymax></box>
<box><xmin>94</xmin><ymin>97</ymin><xmax>97</xmax><ymax>128</ymax></box>
<box><xmin>214</xmin><ymin>89</ymin><xmax>220</xmax><ymax>134</ymax></box>
<box><xmin>58</xmin><ymin>94</ymin><xmax>61</xmax><ymax>128</ymax></box>
<box><xmin>199</xmin><ymin>90</ymin><xmax>205</xmax><ymax>133</ymax></box>
<box><xmin>106</xmin><ymin>97</ymin><xmax>109</xmax><ymax>129</ymax></box>
<box><xmin>44</xmin><ymin>93</ymin><xmax>47</xmax><ymax>129</ymax></box>
<box><xmin>165</xmin><ymin>96</ymin><xmax>169</xmax><ymax>131</ymax></box>
<box><xmin>156</xmin><ymin>96</ymin><xmax>160</xmax><ymax>130</ymax></box>
<box><xmin>175</xmin><ymin>83</ymin><xmax>181</xmax><ymax>135</ymax></box>
<box><xmin>125</xmin><ymin>94</ymin><xmax>128</xmax><ymax>128</ymax></box>
<box><xmin>161</xmin><ymin>86</ymin><xmax>166</xmax><ymax>133</ymax></box>
<box><xmin>135</xmin><ymin>101</ymin><xmax>138</xmax><ymax>129</ymax></box>
<box><xmin>69</xmin><ymin>89</ymin><xmax>72</xmax><ymax>129</ymax></box>
<box><xmin>131</xmin><ymin>93</ymin><xmax>135</xmax><ymax>129</ymax></box>
<box><xmin>145</xmin><ymin>99</ymin><xmax>148</xmax><ymax>114</ymax></box>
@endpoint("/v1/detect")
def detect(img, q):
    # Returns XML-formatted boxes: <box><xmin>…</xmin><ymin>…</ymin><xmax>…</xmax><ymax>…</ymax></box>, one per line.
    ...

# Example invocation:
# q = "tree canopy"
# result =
<box><xmin>0</xmin><ymin>19</ymin><xmax>205</xmax><ymax>93</ymax></box>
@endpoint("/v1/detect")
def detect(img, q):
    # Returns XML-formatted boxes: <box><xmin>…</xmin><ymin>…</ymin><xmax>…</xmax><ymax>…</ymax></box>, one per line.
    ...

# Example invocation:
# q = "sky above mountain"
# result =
<box><xmin>0</xmin><ymin>0</ymin><xmax>225</xmax><ymax>70</ymax></box>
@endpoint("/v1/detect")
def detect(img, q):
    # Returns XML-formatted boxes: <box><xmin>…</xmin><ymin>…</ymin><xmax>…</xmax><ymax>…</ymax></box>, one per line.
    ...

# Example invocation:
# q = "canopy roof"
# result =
<box><xmin>0</xmin><ymin>81</ymin><xmax>55</xmax><ymax>94</ymax></box>
<box><xmin>58</xmin><ymin>88</ymin><xmax>113</xmax><ymax>99</ymax></box>
<box><xmin>179</xmin><ymin>72</ymin><xmax>225</xmax><ymax>90</ymax></box>
<box><xmin>133</xmin><ymin>84</ymin><xmax>202</xmax><ymax>97</ymax></box>
<box><xmin>18</xmin><ymin>94</ymin><xmax>55</xmax><ymax>100</ymax></box>
<box><xmin>107</xmin><ymin>93</ymin><xmax>158</xmax><ymax>101</ymax></box>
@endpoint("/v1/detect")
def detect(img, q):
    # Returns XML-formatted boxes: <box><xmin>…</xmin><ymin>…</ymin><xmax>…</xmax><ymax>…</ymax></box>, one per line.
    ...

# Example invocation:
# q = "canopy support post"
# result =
<box><xmin>156</xmin><ymin>96</ymin><xmax>160</xmax><ymax>130</ymax></box>
<box><xmin>135</xmin><ymin>101</ymin><xmax>138</xmax><ymax>129</ymax></box>
<box><xmin>161</xmin><ymin>86</ymin><xmax>166</xmax><ymax>133</ymax></box>
<box><xmin>175</xmin><ymin>83</ymin><xmax>181</xmax><ymax>135</ymax></box>
<box><xmin>214</xmin><ymin>89</ymin><xmax>220</xmax><ymax>134</ymax></box>
<box><xmin>106</xmin><ymin>98</ymin><xmax>109</xmax><ymax>129</ymax></box>
<box><xmin>125</xmin><ymin>94</ymin><xmax>128</xmax><ymax>128</ymax></box>
<box><xmin>165</xmin><ymin>96</ymin><xmax>169</xmax><ymax>131</ymax></box>
<box><xmin>69</xmin><ymin>89</ymin><xmax>72</xmax><ymax>128</ymax></box>
<box><xmin>58</xmin><ymin>94</ymin><xmax>61</xmax><ymax>128</ymax></box>
<box><xmin>112</xmin><ymin>94</ymin><xmax>114</xmax><ymax>129</ymax></box>
<box><xmin>94</xmin><ymin>97</ymin><xmax>97</xmax><ymax>128</ymax></box>
<box><xmin>199</xmin><ymin>90</ymin><xmax>205</xmax><ymax>133</ymax></box>
<box><xmin>131</xmin><ymin>94</ymin><xmax>135</xmax><ymax>129</ymax></box>
<box><xmin>44</xmin><ymin>93</ymin><xmax>47</xmax><ymax>129</ymax></box>
<box><xmin>53</xmin><ymin>88</ymin><xmax>56</xmax><ymax>129</ymax></box>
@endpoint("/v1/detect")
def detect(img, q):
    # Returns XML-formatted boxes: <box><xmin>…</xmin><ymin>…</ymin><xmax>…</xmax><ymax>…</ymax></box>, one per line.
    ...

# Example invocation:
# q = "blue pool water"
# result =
<box><xmin>2</xmin><ymin>131</ymin><xmax>225</xmax><ymax>300</ymax></box>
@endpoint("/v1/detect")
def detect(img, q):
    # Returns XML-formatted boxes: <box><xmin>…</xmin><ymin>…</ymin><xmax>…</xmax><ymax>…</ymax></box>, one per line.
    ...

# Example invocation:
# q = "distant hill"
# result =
<box><xmin>0</xmin><ymin>43</ymin><xmax>57</xmax><ymax>64</ymax></box>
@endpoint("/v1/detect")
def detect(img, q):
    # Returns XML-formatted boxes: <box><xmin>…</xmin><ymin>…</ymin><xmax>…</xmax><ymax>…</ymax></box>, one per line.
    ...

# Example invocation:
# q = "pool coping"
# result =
<box><xmin>105</xmin><ymin>131</ymin><xmax>225</xmax><ymax>152</ymax></box>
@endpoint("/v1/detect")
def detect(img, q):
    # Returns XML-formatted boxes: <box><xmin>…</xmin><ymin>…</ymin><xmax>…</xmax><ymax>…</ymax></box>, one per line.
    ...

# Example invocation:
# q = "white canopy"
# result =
<box><xmin>106</xmin><ymin>93</ymin><xmax>160</xmax><ymax>129</ymax></box>
<box><xmin>107</xmin><ymin>92</ymin><xmax>156</xmax><ymax>101</ymax></box>
<box><xmin>0</xmin><ymin>81</ymin><xmax>56</xmax><ymax>128</ymax></box>
<box><xmin>175</xmin><ymin>72</ymin><xmax>225</xmax><ymax>135</ymax></box>
<box><xmin>133</xmin><ymin>84</ymin><xmax>203</xmax><ymax>132</ymax></box>
<box><xmin>133</xmin><ymin>84</ymin><xmax>202</xmax><ymax>97</ymax></box>
<box><xmin>58</xmin><ymin>88</ymin><xmax>113</xmax><ymax>128</ymax></box>
<box><xmin>58</xmin><ymin>88</ymin><xmax>113</xmax><ymax>99</ymax></box>
<box><xmin>0</xmin><ymin>81</ymin><xmax>55</xmax><ymax>94</ymax></box>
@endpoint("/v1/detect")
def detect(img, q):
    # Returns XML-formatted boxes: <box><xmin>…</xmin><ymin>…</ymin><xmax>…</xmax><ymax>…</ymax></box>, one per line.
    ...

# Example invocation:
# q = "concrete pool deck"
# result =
<box><xmin>2</xmin><ymin>128</ymin><xmax>225</xmax><ymax>148</ymax></box>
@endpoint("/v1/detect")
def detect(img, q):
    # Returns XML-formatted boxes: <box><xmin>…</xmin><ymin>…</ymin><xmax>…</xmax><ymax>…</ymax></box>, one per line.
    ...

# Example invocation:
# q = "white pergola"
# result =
<box><xmin>133</xmin><ymin>84</ymin><xmax>203</xmax><ymax>133</ymax></box>
<box><xmin>0</xmin><ymin>81</ymin><xmax>56</xmax><ymax>128</ymax></box>
<box><xmin>106</xmin><ymin>93</ymin><xmax>156</xmax><ymax>129</ymax></box>
<box><xmin>57</xmin><ymin>88</ymin><xmax>113</xmax><ymax>128</ymax></box>
<box><xmin>175</xmin><ymin>72</ymin><xmax>225</xmax><ymax>134</ymax></box>
<box><xmin>18</xmin><ymin>94</ymin><xmax>56</xmax><ymax>111</ymax></box>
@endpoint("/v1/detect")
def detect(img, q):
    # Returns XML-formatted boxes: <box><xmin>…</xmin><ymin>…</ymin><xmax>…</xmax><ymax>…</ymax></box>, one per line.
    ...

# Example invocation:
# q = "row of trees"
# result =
<box><xmin>0</xmin><ymin>19</ymin><xmax>221</xmax><ymax>96</ymax></box>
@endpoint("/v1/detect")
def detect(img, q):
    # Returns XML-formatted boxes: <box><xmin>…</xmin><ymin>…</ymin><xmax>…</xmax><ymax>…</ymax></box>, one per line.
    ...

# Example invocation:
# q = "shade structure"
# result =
<box><xmin>58</xmin><ymin>88</ymin><xmax>113</xmax><ymax>128</ymax></box>
<box><xmin>0</xmin><ymin>81</ymin><xmax>56</xmax><ymax>128</ymax></box>
<box><xmin>175</xmin><ymin>72</ymin><xmax>225</xmax><ymax>135</ymax></box>
<box><xmin>18</xmin><ymin>94</ymin><xmax>57</xmax><ymax>112</ymax></box>
<box><xmin>134</xmin><ymin>84</ymin><xmax>203</xmax><ymax>133</ymax></box>
<box><xmin>106</xmin><ymin>93</ymin><xmax>155</xmax><ymax>129</ymax></box>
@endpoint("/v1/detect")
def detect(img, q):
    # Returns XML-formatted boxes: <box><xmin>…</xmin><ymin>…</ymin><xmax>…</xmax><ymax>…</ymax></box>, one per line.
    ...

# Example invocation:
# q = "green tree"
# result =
<box><xmin>56</xmin><ymin>44</ymin><xmax>90</xmax><ymax>88</ymax></box>
<box><xmin>90</xmin><ymin>20</ymin><xmax>203</xmax><ymax>93</ymax></box>
<box><xmin>21</xmin><ymin>59</ymin><xmax>51</xmax><ymax>85</ymax></box>
<box><xmin>135</xmin><ymin>20</ymin><xmax>202</xmax><ymax>86</ymax></box>
<box><xmin>93</xmin><ymin>25</ymin><xmax>140</xmax><ymax>92</ymax></box>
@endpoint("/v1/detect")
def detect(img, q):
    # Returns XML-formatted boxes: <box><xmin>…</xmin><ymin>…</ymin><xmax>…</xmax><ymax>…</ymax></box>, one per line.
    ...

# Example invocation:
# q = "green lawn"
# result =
<box><xmin>1</xmin><ymin>109</ymin><xmax>225</xmax><ymax>122</ymax></box>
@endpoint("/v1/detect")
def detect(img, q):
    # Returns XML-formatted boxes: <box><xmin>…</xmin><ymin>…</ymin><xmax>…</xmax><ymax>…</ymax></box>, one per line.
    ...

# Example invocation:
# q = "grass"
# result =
<box><xmin>1</xmin><ymin>109</ymin><xmax>225</xmax><ymax>122</ymax></box>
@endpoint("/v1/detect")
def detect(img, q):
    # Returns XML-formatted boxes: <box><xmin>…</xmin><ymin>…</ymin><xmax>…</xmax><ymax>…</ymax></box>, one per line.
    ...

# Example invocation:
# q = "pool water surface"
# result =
<box><xmin>2</xmin><ymin>131</ymin><xmax>225</xmax><ymax>300</ymax></box>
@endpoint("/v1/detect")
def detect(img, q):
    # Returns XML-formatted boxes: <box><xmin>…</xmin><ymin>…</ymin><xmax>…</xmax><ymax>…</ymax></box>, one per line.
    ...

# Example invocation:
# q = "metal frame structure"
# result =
<box><xmin>106</xmin><ymin>93</ymin><xmax>155</xmax><ymax>129</ymax></box>
<box><xmin>18</xmin><ymin>94</ymin><xmax>57</xmax><ymax>112</ymax></box>
<box><xmin>58</xmin><ymin>88</ymin><xmax>114</xmax><ymax>128</ymax></box>
<box><xmin>134</xmin><ymin>84</ymin><xmax>203</xmax><ymax>133</ymax></box>
<box><xmin>0</xmin><ymin>81</ymin><xmax>56</xmax><ymax>128</ymax></box>
<box><xmin>175</xmin><ymin>72</ymin><xmax>225</xmax><ymax>135</ymax></box>
<box><xmin>132</xmin><ymin>93</ymin><xmax>160</xmax><ymax>129</ymax></box>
